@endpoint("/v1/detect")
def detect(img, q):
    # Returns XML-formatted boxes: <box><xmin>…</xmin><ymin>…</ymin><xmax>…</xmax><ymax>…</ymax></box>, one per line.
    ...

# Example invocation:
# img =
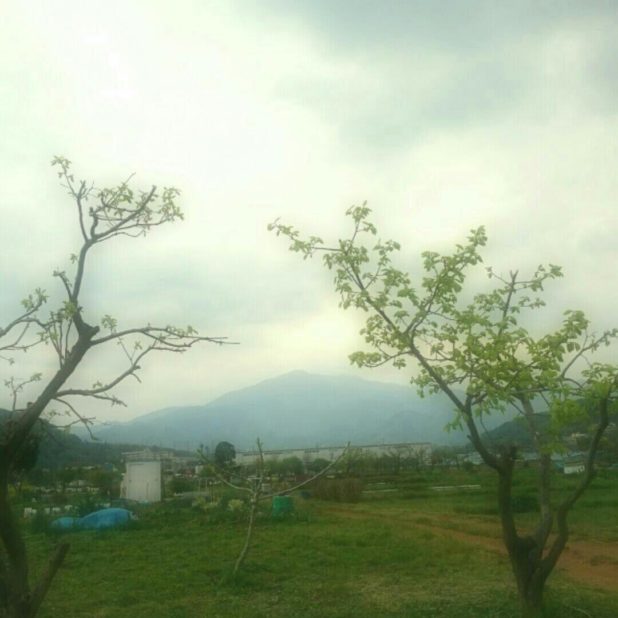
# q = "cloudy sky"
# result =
<box><xmin>1</xmin><ymin>1</ymin><xmax>617</xmax><ymax>422</ymax></box>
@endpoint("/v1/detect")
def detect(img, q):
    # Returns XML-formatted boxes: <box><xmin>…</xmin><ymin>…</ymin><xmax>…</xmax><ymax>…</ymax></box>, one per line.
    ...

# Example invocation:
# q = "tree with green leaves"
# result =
<box><xmin>270</xmin><ymin>205</ymin><xmax>617</xmax><ymax>617</ymax></box>
<box><xmin>214</xmin><ymin>441</ymin><xmax>236</xmax><ymax>469</ymax></box>
<box><xmin>306</xmin><ymin>457</ymin><xmax>331</xmax><ymax>474</ymax></box>
<box><xmin>278</xmin><ymin>456</ymin><xmax>304</xmax><ymax>477</ymax></box>
<box><xmin>0</xmin><ymin>158</ymin><xmax>228</xmax><ymax>618</ymax></box>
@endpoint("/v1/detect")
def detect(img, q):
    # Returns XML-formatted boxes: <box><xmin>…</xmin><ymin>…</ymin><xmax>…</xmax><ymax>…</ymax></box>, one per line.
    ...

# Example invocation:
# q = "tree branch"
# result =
<box><xmin>541</xmin><ymin>385</ymin><xmax>613</xmax><ymax>576</ymax></box>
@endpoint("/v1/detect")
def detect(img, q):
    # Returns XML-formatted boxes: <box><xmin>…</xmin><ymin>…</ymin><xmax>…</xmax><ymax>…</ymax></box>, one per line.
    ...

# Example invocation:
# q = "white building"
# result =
<box><xmin>236</xmin><ymin>442</ymin><xmax>432</xmax><ymax>467</ymax></box>
<box><xmin>563</xmin><ymin>460</ymin><xmax>585</xmax><ymax>475</ymax></box>
<box><xmin>121</xmin><ymin>460</ymin><xmax>162</xmax><ymax>502</ymax></box>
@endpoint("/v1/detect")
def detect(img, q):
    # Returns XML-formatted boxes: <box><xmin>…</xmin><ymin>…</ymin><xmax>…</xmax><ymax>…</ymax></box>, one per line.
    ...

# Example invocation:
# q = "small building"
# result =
<box><xmin>121</xmin><ymin>460</ymin><xmax>162</xmax><ymax>502</ymax></box>
<box><xmin>563</xmin><ymin>459</ymin><xmax>585</xmax><ymax>475</ymax></box>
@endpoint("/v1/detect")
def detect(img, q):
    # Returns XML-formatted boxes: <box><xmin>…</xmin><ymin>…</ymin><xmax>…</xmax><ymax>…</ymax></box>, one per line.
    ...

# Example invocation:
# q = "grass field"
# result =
<box><xmin>23</xmin><ymin>468</ymin><xmax>618</xmax><ymax>617</ymax></box>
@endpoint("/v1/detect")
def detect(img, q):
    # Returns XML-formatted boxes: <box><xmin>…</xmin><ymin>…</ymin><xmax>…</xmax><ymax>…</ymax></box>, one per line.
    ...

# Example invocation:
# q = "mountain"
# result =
<box><xmin>80</xmin><ymin>371</ymin><xmax>515</xmax><ymax>450</ymax></box>
<box><xmin>0</xmin><ymin>409</ymin><xmax>141</xmax><ymax>469</ymax></box>
<box><xmin>482</xmin><ymin>414</ymin><xmax>550</xmax><ymax>449</ymax></box>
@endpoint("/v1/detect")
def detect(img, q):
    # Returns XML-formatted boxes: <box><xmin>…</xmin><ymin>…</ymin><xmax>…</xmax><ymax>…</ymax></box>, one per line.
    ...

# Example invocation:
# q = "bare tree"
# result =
<box><xmin>0</xmin><ymin>157</ymin><xmax>229</xmax><ymax>618</ymax></box>
<box><xmin>206</xmin><ymin>439</ymin><xmax>348</xmax><ymax>577</ymax></box>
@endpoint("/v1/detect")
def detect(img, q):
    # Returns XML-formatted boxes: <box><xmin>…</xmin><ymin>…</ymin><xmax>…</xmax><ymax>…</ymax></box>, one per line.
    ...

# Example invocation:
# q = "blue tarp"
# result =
<box><xmin>80</xmin><ymin>507</ymin><xmax>132</xmax><ymax>529</ymax></box>
<box><xmin>51</xmin><ymin>516</ymin><xmax>79</xmax><ymax>530</ymax></box>
<box><xmin>51</xmin><ymin>508</ymin><xmax>133</xmax><ymax>531</ymax></box>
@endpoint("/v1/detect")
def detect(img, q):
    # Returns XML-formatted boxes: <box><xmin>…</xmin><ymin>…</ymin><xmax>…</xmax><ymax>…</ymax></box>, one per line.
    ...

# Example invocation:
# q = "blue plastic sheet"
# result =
<box><xmin>51</xmin><ymin>508</ymin><xmax>133</xmax><ymax>531</ymax></box>
<box><xmin>51</xmin><ymin>516</ymin><xmax>79</xmax><ymax>530</ymax></box>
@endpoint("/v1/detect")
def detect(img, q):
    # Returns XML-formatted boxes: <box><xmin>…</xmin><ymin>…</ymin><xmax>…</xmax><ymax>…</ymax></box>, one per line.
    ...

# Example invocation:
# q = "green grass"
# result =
<box><xmin>370</xmin><ymin>467</ymin><xmax>618</xmax><ymax>541</ymax></box>
<box><xmin>19</xmin><ymin>469</ymin><xmax>618</xmax><ymax>617</ymax></box>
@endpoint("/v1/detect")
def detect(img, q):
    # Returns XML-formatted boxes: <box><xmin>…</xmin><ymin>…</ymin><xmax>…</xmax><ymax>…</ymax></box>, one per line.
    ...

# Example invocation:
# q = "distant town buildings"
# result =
<box><xmin>122</xmin><ymin>448</ymin><xmax>175</xmax><ymax>462</ymax></box>
<box><xmin>236</xmin><ymin>442</ymin><xmax>432</xmax><ymax>467</ymax></box>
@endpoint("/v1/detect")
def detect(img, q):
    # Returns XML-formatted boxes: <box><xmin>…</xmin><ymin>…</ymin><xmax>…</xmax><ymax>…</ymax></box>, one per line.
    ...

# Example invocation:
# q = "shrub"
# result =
<box><xmin>193</xmin><ymin>496</ymin><xmax>250</xmax><ymax>524</ymax></box>
<box><xmin>29</xmin><ymin>509</ymin><xmax>52</xmax><ymax>534</ymax></box>
<box><xmin>311</xmin><ymin>478</ymin><xmax>363</xmax><ymax>502</ymax></box>
<box><xmin>169</xmin><ymin>476</ymin><xmax>197</xmax><ymax>494</ymax></box>
<box><xmin>75</xmin><ymin>496</ymin><xmax>106</xmax><ymax>517</ymax></box>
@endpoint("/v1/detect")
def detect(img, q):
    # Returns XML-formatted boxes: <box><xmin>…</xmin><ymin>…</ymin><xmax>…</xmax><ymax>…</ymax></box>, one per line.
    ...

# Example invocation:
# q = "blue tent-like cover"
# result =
<box><xmin>51</xmin><ymin>508</ymin><xmax>133</xmax><ymax>531</ymax></box>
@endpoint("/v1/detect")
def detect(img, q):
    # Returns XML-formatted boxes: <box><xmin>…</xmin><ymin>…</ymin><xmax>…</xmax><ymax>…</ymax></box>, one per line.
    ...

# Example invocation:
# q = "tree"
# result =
<box><xmin>431</xmin><ymin>445</ymin><xmax>466</xmax><ymax>470</ymax></box>
<box><xmin>306</xmin><ymin>457</ymin><xmax>331</xmax><ymax>474</ymax></box>
<box><xmin>214</xmin><ymin>441</ymin><xmax>236</xmax><ymax>469</ymax></box>
<box><xmin>56</xmin><ymin>466</ymin><xmax>78</xmax><ymax>494</ymax></box>
<box><xmin>87</xmin><ymin>468</ymin><xmax>118</xmax><ymax>499</ymax></box>
<box><xmin>383</xmin><ymin>445</ymin><xmax>417</xmax><ymax>475</ymax></box>
<box><xmin>270</xmin><ymin>205</ymin><xmax>617</xmax><ymax>617</ymax></box>
<box><xmin>279</xmin><ymin>456</ymin><xmax>304</xmax><ymax>477</ymax></box>
<box><xmin>0</xmin><ymin>158</ymin><xmax>228</xmax><ymax>618</ymax></box>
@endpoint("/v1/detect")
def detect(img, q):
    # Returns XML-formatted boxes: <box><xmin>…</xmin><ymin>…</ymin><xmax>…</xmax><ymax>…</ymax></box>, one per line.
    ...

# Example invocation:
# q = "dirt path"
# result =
<box><xmin>325</xmin><ymin>504</ymin><xmax>618</xmax><ymax>591</ymax></box>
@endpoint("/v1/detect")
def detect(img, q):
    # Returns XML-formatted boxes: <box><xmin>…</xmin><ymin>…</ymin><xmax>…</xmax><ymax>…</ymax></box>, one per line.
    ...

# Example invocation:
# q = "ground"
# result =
<box><xmin>21</xmin><ymin>467</ymin><xmax>618</xmax><ymax>617</ymax></box>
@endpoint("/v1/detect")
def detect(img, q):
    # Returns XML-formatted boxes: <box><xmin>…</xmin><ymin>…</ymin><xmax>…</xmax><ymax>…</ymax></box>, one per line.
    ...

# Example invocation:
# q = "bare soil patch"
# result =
<box><xmin>326</xmin><ymin>504</ymin><xmax>618</xmax><ymax>591</ymax></box>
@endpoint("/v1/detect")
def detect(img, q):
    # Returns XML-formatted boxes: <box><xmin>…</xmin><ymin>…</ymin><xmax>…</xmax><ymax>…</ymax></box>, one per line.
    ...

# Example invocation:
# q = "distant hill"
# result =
<box><xmin>482</xmin><ymin>414</ymin><xmax>550</xmax><ymax>450</ymax></box>
<box><xmin>482</xmin><ymin>408</ymin><xmax>618</xmax><ymax>453</ymax></box>
<box><xmin>0</xmin><ymin>409</ymin><xmax>164</xmax><ymax>470</ymax></box>
<box><xmin>80</xmin><ymin>371</ymin><xmax>516</xmax><ymax>450</ymax></box>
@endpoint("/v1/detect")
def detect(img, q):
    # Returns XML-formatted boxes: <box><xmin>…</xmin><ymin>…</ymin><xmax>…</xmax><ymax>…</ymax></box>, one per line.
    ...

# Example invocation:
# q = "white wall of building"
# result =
<box><xmin>121</xmin><ymin>461</ymin><xmax>162</xmax><ymax>502</ymax></box>
<box><xmin>564</xmin><ymin>462</ymin><xmax>585</xmax><ymax>475</ymax></box>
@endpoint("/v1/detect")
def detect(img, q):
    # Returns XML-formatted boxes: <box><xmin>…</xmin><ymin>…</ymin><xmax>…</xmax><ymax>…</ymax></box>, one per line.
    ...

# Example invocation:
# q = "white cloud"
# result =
<box><xmin>1</xmin><ymin>1</ymin><xmax>616</xmax><ymax>421</ymax></box>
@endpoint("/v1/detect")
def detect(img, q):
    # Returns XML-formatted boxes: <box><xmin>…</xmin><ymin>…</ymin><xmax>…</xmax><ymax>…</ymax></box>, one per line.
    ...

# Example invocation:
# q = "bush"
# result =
<box><xmin>29</xmin><ymin>509</ymin><xmax>52</xmax><ymax>534</ymax></box>
<box><xmin>311</xmin><ymin>478</ymin><xmax>363</xmax><ymax>502</ymax></box>
<box><xmin>75</xmin><ymin>496</ymin><xmax>107</xmax><ymax>517</ymax></box>
<box><xmin>169</xmin><ymin>476</ymin><xmax>197</xmax><ymax>494</ymax></box>
<box><xmin>307</xmin><ymin>458</ymin><xmax>331</xmax><ymax>473</ymax></box>
<box><xmin>193</xmin><ymin>496</ymin><xmax>251</xmax><ymax>524</ymax></box>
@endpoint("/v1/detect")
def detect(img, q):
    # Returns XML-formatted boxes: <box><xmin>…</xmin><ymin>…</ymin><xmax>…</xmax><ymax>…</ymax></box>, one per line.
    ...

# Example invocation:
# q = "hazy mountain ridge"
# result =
<box><xmin>0</xmin><ymin>409</ymin><xmax>146</xmax><ymax>469</ymax></box>
<box><xmin>81</xmin><ymin>371</ymin><xmax>515</xmax><ymax>450</ymax></box>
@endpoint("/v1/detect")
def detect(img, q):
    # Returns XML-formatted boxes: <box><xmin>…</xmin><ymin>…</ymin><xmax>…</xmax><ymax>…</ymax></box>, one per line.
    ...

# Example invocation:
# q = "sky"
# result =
<box><xmin>1</xmin><ymin>1</ymin><xmax>617</xmax><ymax>422</ymax></box>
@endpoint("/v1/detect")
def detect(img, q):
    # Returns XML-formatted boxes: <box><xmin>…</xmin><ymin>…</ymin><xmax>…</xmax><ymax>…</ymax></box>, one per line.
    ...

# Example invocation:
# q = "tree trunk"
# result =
<box><xmin>1</xmin><ymin>454</ymin><xmax>70</xmax><ymax>618</ymax></box>
<box><xmin>233</xmin><ymin>497</ymin><xmax>258</xmax><ymax>576</ymax></box>
<box><xmin>519</xmin><ymin>582</ymin><xmax>545</xmax><ymax>618</ymax></box>
<box><xmin>0</xmin><ymin>464</ymin><xmax>30</xmax><ymax>618</ymax></box>
<box><xmin>508</xmin><ymin>536</ymin><xmax>548</xmax><ymax>618</ymax></box>
<box><xmin>496</xmin><ymin>451</ymin><xmax>550</xmax><ymax>618</ymax></box>
<box><xmin>0</xmin><ymin>324</ymin><xmax>98</xmax><ymax>617</ymax></box>
<box><xmin>3</xmin><ymin>459</ymin><xmax>73</xmax><ymax>606</ymax></box>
